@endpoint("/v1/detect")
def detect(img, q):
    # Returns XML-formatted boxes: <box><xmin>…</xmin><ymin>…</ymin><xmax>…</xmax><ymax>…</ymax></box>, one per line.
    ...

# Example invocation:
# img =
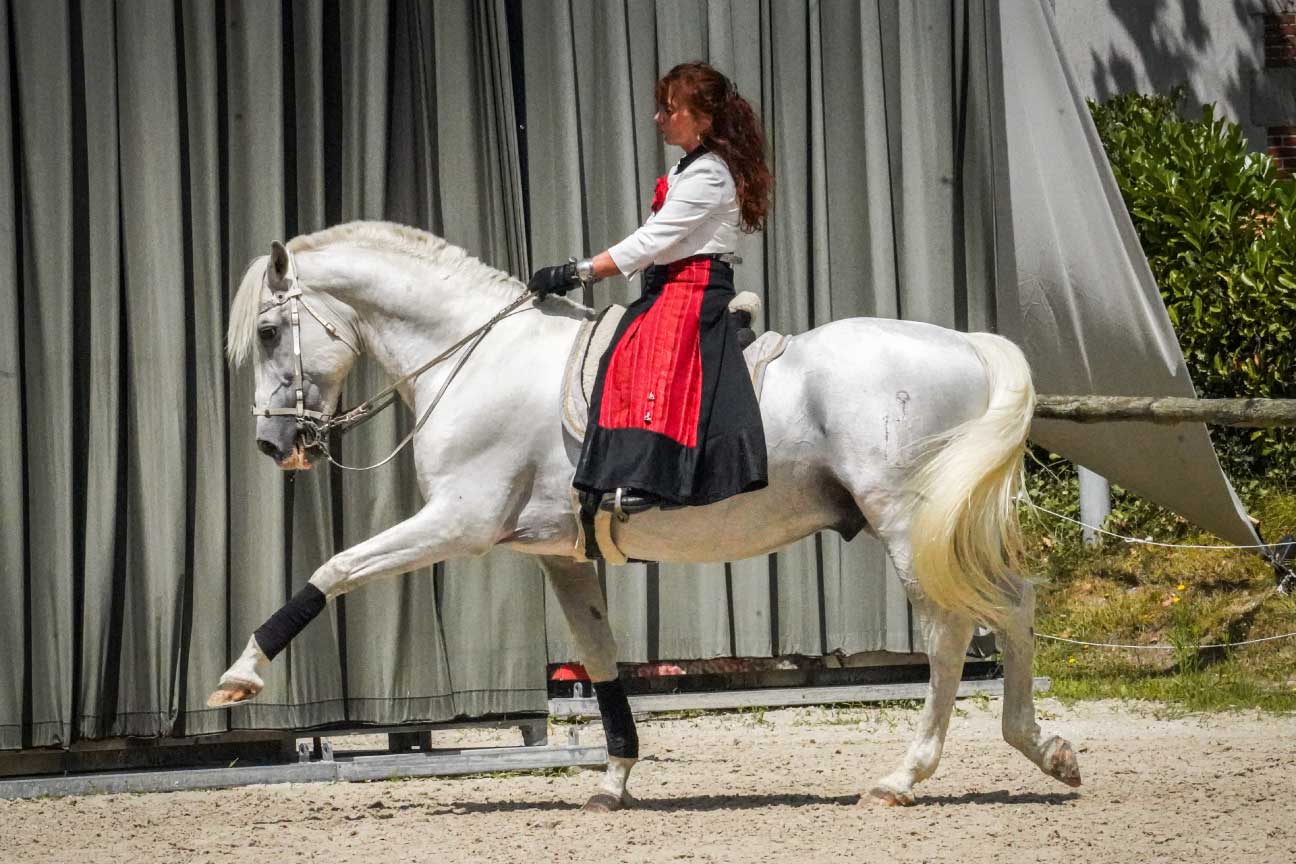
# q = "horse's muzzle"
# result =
<box><xmin>257</xmin><ymin>437</ymin><xmax>313</xmax><ymax>470</ymax></box>
<box><xmin>256</xmin><ymin>415</ymin><xmax>313</xmax><ymax>470</ymax></box>
<box><xmin>257</xmin><ymin>439</ymin><xmax>284</xmax><ymax>460</ymax></box>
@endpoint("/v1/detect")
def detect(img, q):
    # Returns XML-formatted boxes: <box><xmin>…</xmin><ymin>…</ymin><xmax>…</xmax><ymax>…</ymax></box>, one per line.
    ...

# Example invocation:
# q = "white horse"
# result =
<box><xmin>210</xmin><ymin>221</ymin><xmax>1081</xmax><ymax>809</ymax></box>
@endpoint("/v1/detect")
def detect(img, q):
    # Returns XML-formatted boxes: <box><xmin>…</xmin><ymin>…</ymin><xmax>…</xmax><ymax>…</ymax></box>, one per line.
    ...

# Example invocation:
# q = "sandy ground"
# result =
<box><xmin>2</xmin><ymin>698</ymin><xmax>1294</xmax><ymax>864</ymax></box>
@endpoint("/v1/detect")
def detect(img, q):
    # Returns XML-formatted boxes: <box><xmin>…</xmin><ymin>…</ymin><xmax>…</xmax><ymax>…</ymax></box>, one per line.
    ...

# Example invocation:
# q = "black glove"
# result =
<box><xmin>528</xmin><ymin>261</ymin><xmax>579</xmax><ymax>298</ymax></box>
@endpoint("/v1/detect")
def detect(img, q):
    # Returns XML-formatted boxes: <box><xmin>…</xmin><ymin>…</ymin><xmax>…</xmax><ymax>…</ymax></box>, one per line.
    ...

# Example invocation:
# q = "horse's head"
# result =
<box><xmin>228</xmin><ymin>241</ymin><xmax>362</xmax><ymax>470</ymax></box>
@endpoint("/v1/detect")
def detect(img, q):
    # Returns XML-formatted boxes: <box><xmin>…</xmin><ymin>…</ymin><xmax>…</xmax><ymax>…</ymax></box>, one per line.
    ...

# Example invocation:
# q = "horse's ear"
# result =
<box><xmin>269</xmin><ymin>241</ymin><xmax>292</xmax><ymax>289</ymax></box>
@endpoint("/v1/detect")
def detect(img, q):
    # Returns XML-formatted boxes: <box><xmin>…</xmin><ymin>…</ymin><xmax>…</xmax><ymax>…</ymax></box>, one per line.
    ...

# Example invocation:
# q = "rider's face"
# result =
<box><xmin>655</xmin><ymin>89</ymin><xmax>709</xmax><ymax>151</ymax></box>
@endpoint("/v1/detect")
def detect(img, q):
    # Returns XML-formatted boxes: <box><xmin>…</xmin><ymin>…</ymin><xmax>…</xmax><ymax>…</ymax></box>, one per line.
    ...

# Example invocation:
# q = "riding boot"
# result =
<box><xmin>579</xmin><ymin>491</ymin><xmax>603</xmax><ymax>561</ymax></box>
<box><xmin>600</xmin><ymin>488</ymin><xmax>687</xmax><ymax>520</ymax></box>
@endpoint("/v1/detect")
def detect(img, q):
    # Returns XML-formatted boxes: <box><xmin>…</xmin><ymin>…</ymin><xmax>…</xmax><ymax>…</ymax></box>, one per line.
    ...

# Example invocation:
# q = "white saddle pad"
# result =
<box><xmin>560</xmin><ymin>300</ymin><xmax>789</xmax><ymax>442</ymax></box>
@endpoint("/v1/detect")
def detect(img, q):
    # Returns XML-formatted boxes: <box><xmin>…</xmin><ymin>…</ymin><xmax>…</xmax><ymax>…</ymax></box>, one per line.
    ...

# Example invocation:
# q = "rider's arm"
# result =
<box><xmin>600</xmin><ymin>162</ymin><xmax>729</xmax><ymax>277</ymax></box>
<box><xmin>588</xmin><ymin>251</ymin><xmax>621</xmax><ymax>280</ymax></box>
<box><xmin>528</xmin><ymin>160</ymin><xmax>729</xmax><ymax>297</ymax></box>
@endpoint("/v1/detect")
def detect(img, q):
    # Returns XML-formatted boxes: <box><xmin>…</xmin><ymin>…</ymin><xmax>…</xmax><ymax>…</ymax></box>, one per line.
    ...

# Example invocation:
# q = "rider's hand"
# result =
<box><xmin>528</xmin><ymin>261</ymin><xmax>580</xmax><ymax>298</ymax></box>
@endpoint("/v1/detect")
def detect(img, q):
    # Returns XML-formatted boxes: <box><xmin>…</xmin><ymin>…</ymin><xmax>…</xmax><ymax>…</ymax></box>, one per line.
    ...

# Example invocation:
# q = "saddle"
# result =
<box><xmin>560</xmin><ymin>292</ymin><xmax>789</xmax><ymax>563</ymax></box>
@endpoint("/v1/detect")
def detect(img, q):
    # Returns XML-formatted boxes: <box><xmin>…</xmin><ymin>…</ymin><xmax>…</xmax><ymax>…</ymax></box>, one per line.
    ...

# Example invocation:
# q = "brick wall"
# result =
<box><xmin>1265</xmin><ymin>13</ymin><xmax>1296</xmax><ymax>175</ymax></box>
<box><xmin>1271</xmin><ymin>126</ymin><xmax>1296</xmax><ymax>177</ymax></box>
<box><xmin>1264</xmin><ymin>13</ymin><xmax>1296</xmax><ymax>65</ymax></box>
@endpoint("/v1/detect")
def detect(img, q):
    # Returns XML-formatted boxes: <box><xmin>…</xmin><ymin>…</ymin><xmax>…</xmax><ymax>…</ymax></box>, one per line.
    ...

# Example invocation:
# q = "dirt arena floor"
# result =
<box><xmin>2</xmin><ymin>698</ymin><xmax>1293</xmax><ymax>864</ymax></box>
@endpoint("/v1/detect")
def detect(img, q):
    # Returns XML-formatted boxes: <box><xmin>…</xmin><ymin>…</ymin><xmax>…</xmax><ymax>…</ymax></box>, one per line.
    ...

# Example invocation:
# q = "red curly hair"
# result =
<box><xmin>656</xmin><ymin>62</ymin><xmax>772</xmax><ymax>234</ymax></box>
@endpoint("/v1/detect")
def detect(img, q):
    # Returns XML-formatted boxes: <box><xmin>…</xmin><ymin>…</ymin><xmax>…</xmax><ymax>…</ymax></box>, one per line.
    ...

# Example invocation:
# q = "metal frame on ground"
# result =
<box><xmin>0</xmin><ymin>677</ymin><xmax>1043</xmax><ymax>800</ymax></box>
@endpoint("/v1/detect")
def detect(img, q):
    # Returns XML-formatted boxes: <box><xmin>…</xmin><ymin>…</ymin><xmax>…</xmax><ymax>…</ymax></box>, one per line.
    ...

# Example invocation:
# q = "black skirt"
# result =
<box><xmin>572</xmin><ymin>255</ymin><xmax>768</xmax><ymax>506</ymax></box>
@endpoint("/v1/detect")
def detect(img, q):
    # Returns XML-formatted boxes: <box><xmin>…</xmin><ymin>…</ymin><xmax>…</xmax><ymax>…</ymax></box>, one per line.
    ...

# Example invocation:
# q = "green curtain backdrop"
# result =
<box><xmin>0</xmin><ymin>0</ymin><xmax>1014</xmax><ymax>750</ymax></box>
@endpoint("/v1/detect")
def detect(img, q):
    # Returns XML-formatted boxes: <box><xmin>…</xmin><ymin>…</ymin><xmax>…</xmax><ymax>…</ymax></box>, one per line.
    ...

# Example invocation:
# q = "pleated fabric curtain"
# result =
<box><xmin>0</xmin><ymin>0</ymin><xmax>543</xmax><ymax>750</ymax></box>
<box><xmin>529</xmin><ymin>0</ymin><xmax>1014</xmax><ymax>666</ymax></box>
<box><xmin>0</xmin><ymin>0</ymin><xmax>1016</xmax><ymax>751</ymax></box>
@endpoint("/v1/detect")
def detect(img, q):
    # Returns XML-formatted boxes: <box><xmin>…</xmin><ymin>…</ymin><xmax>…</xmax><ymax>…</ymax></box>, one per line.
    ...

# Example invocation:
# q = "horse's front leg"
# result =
<box><xmin>207</xmin><ymin>501</ymin><xmax>496</xmax><ymax>707</ymax></box>
<box><xmin>540</xmin><ymin>555</ymin><xmax>638</xmax><ymax>812</ymax></box>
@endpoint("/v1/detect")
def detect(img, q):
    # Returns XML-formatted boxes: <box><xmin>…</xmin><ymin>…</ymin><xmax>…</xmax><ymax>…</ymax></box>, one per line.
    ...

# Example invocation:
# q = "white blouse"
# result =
<box><xmin>606</xmin><ymin>151</ymin><xmax>739</xmax><ymax>277</ymax></box>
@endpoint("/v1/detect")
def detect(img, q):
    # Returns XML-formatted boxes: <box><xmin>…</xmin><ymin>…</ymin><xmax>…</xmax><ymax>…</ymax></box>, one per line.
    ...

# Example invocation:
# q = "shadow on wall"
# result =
<box><xmin>1086</xmin><ymin>0</ymin><xmax>1262</xmax><ymax>140</ymax></box>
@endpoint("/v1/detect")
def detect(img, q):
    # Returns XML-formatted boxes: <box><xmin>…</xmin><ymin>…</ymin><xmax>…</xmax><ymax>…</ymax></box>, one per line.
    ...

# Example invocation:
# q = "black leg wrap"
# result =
<box><xmin>593</xmin><ymin>679</ymin><xmax>638</xmax><ymax>759</ymax></box>
<box><xmin>253</xmin><ymin>583</ymin><xmax>327</xmax><ymax>661</ymax></box>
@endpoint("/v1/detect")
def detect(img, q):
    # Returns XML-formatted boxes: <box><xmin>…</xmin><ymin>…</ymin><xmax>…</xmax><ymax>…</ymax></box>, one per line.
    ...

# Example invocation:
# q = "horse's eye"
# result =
<box><xmin>258</xmin><ymin>325</ymin><xmax>279</xmax><ymax>343</ymax></box>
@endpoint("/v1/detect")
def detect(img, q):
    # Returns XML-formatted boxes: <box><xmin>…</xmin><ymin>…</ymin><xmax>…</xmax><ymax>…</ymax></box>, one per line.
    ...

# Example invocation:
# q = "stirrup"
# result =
<box><xmin>572</xmin><ymin>489</ymin><xmax>669</xmax><ymax>565</ymax></box>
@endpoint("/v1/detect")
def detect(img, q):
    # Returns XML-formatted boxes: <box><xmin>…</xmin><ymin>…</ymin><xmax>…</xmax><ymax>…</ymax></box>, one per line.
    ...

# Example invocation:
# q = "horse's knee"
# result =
<box><xmin>578</xmin><ymin>651</ymin><xmax>617</xmax><ymax>683</ymax></box>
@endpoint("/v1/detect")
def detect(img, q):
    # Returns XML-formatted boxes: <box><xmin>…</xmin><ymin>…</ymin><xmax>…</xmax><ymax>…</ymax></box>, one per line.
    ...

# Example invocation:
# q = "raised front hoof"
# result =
<box><xmin>863</xmin><ymin>784</ymin><xmax>916</xmax><ymax>807</ymax></box>
<box><xmin>205</xmin><ymin>681</ymin><xmax>262</xmax><ymax>708</ymax></box>
<box><xmin>1042</xmin><ymin>737</ymin><xmax>1083</xmax><ymax>788</ymax></box>
<box><xmin>582</xmin><ymin>791</ymin><xmax>633</xmax><ymax>813</ymax></box>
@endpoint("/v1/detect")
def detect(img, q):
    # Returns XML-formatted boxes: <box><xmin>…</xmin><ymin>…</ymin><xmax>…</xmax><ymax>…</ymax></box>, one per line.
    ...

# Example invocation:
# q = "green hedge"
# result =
<box><xmin>1088</xmin><ymin>89</ymin><xmax>1296</xmax><ymax>482</ymax></box>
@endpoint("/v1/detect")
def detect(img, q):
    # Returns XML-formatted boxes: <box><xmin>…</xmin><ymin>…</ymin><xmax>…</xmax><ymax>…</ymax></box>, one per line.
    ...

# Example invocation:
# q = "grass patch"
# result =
<box><xmin>1024</xmin><ymin>487</ymin><xmax>1296</xmax><ymax>714</ymax></box>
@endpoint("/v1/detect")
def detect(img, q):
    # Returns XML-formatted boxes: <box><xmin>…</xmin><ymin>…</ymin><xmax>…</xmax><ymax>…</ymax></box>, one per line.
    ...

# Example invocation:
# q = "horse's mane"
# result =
<box><xmin>226</xmin><ymin>221</ymin><xmax>524</xmax><ymax>366</ymax></box>
<box><xmin>287</xmin><ymin>221</ymin><xmax>523</xmax><ymax>290</ymax></box>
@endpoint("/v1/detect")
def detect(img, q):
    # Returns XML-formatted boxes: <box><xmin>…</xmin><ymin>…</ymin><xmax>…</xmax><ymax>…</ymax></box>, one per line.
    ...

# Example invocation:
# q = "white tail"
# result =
<box><xmin>907</xmin><ymin>333</ymin><xmax>1035</xmax><ymax>629</ymax></box>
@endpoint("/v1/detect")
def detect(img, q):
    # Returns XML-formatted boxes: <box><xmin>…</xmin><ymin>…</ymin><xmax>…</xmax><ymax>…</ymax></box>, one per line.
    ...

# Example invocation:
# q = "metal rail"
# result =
<box><xmin>0</xmin><ymin>741</ymin><xmax>607</xmax><ymax>800</ymax></box>
<box><xmin>548</xmin><ymin>677</ymin><xmax>1049</xmax><ymax>718</ymax></box>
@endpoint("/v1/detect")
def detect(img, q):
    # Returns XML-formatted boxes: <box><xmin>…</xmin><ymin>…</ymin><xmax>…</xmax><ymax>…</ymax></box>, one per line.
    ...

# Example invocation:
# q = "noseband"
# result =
<box><xmin>253</xmin><ymin>276</ymin><xmax>361</xmax><ymax>427</ymax></box>
<box><xmin>251</xmin><ymin>247</ymin><xmax>533</xmax><ymax>471</ymax></box>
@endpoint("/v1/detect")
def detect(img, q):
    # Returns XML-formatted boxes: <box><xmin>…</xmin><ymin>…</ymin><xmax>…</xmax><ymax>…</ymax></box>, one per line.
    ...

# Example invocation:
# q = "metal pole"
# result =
<box><xmin>1078</xmin><ymin>465</ymin><xmax>1110</xmax><ymax>546</ymax></box>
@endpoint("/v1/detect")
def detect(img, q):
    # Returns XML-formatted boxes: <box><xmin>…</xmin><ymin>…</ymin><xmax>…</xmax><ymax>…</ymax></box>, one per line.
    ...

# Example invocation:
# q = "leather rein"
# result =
<box><xmin>251</xmin><ymin>250</ymin><xmax>534</xmax><ymax>471</ymax></box>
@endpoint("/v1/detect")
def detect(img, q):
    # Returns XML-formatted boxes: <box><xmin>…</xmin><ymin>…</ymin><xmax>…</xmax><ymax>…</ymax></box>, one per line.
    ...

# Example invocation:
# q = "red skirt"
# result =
<box><xmin>573</xmin><ymin>256</ymin><xmax>767</xmax><ymax>506</ymax></box>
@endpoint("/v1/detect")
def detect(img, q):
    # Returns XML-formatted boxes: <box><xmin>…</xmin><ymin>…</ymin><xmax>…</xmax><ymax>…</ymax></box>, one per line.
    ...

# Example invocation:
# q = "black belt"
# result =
<box><xmin>644</xmin><ymin>253</ymin><xmax>740</xmax><ymax>281</ymax></box>
<box><xmin>660</xmin><ymin>252</ymin><xmax>740</xmax><ymax>266</ymax></box>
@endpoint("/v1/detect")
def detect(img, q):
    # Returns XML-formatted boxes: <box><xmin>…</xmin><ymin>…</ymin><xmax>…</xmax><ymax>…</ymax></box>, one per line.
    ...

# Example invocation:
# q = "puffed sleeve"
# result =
<box><xmin>606</xmin><ymin>162</ymin><xmax>728</xmax><ymax>276</ymax></box>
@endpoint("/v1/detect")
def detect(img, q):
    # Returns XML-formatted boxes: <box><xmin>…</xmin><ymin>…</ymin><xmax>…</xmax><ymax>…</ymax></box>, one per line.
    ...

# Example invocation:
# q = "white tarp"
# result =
<box><xmin>1001</xmin><ymin>0</ymin><xmax>1260</xmax><ymax>548</ymax></box>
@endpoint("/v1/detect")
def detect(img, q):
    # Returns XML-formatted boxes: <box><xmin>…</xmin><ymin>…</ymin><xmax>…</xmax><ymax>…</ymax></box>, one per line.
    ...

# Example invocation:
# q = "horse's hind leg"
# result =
<box><xmin>999</xmin><ymin>579</ymin><xmax>1082</xmax><ymax>787</ymax></box>
<box><xmin>866</xmin><ymin>598</ymin><xmax>975</xmax><ymax>806</ymax></box>
<box><xmin>540</xmin><ymin>555</ymin><xmax>638</xmax><ymax>812</ymax></box>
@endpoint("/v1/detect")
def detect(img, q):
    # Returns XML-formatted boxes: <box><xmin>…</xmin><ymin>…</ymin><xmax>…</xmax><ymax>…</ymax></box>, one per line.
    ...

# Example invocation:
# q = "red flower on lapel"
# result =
<box><xmin>650</xmin><ymin>174</ymin><xmax>669</xmax><ymax>213</ymax></box>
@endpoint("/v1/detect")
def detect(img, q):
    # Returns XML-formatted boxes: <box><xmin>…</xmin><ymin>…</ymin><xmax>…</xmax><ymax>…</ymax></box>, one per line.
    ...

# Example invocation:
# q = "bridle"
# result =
<box><xmin>251</xmin><ymin>247</ymin><xmax>534</xmax><ymax>471</ymax></box>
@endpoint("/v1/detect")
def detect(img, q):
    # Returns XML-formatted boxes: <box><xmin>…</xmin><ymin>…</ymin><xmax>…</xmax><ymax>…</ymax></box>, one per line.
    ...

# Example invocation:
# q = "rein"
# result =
<box><xmin>252</xmin><ymin>250</ymin><xmax>535</xmax><ymax>472</ymax></box>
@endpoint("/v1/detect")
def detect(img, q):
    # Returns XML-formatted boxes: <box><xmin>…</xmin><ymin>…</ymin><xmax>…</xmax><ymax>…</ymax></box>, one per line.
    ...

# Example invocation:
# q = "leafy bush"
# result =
<box><xmin>1087</xmin><ymin>89</ymin><xmax>1296</xmax><ymax>480</ymax></box>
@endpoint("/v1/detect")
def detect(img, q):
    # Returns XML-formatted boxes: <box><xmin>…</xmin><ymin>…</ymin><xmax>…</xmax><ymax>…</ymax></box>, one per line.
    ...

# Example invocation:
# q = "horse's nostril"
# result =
<box><xmin>257</xmin><ymin>439</ymin><xmax>281</xmax><ymax>460</ymax></box>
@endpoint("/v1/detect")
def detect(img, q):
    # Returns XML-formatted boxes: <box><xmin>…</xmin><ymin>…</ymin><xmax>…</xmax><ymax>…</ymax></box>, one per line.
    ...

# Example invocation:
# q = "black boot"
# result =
<box><xmin>579</xmin><ymin>491</ymin><xmax>603</xmax><ymax>560</ymax></box>
<box><xmin>599</xmin><ymin>487</ymin><xmax>685</xmax><ymax>521</ymax></box>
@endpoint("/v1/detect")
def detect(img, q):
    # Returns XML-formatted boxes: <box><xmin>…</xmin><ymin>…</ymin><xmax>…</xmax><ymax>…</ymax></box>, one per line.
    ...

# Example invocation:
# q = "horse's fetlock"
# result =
<box><xmin>1002</xmin><ymin>718</ymin><xmax>1040</xmax><ymax>754</ymax></box>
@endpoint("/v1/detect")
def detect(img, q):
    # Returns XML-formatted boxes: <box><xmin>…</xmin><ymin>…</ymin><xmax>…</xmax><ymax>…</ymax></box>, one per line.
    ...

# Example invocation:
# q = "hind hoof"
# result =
<box><xmin>1042</xmin><ymin>737</ymin><xmax>1083</xmax><ymax>788</ymax></box>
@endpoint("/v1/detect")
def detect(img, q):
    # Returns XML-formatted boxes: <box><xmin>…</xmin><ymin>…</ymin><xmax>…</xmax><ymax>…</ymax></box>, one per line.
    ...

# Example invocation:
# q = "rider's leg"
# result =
<box><xmin>541</xmin><ymin>555</ymin><xmax>639</xmax><ymax>811</ymax></box>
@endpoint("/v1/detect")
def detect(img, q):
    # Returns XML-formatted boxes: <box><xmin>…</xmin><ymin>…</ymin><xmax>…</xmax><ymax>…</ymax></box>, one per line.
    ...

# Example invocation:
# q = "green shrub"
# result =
<box><xmin>1087</xmin><ymin>89</ymin><xmax>1296</xmax><ymax>481</ymax></box>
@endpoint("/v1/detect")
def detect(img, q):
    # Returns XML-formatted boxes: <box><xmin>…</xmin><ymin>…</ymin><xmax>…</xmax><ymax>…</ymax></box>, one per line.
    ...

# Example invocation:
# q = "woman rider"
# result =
<box><xmin>528</xmin><ymin>62</ymin><xmax>772</xmax><ymax>543</ymax></box>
